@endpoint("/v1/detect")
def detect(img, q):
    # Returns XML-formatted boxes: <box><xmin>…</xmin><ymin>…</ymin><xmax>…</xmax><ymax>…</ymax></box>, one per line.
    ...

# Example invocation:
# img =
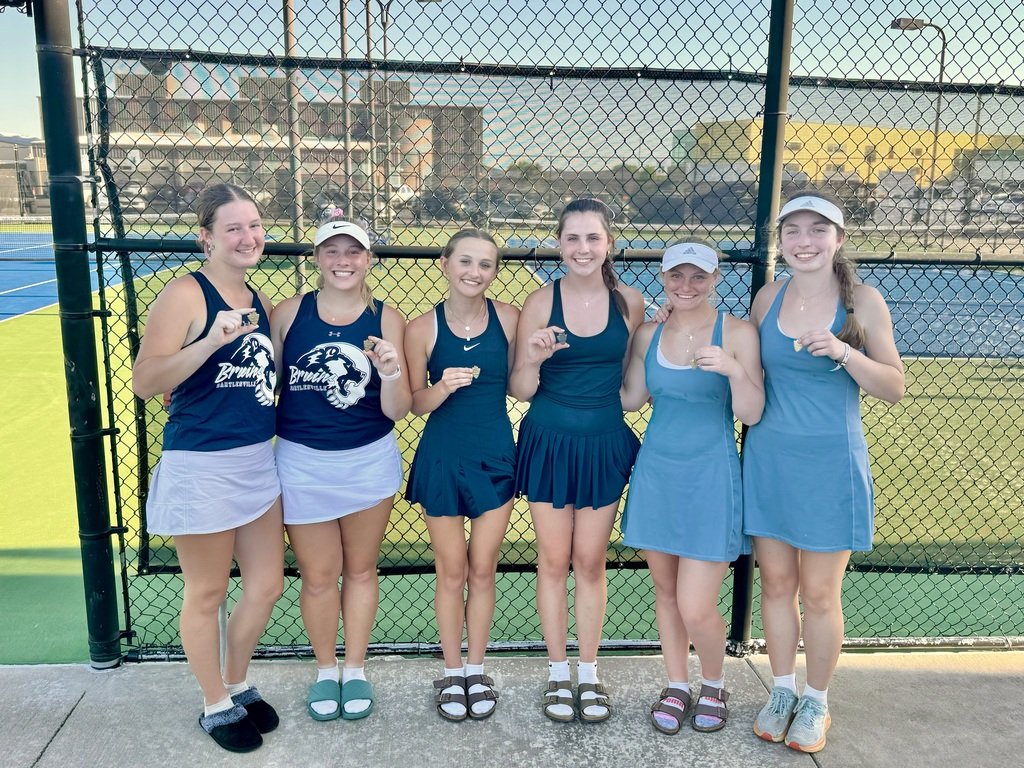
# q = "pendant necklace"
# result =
<box><xmin>795</xmin><ymin>285</ymin><xmax>834</xmax><ymax>312</ymax></box>
<box><xmin>446</xmin><ymin>301</ymin><xmax>486</xmax><ymax>341</ymax></box>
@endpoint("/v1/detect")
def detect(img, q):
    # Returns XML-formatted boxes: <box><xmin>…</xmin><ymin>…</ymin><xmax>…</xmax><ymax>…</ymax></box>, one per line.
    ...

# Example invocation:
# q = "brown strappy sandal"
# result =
<box><xmin>465</xmin><ymin>673</ymin><xmax>499</xmax><ymax>720</ymax></box>
<box><xmin>576</xmin><ymin>681</ymin><xmax>612</xmax><ymax>723</ymax></box>
<box><xmin>650</xmin><ymin>686</ymin><xmax>693</xmax><ymax>735</ymax></box>
<box><xmin>541</xmin><ymin>679</ymin><xmax>575</xmax><ymax>722</ymax></box>
<box><xmin>433</xmin><ymin>674</ymin><xmax>468</xmax><ymax>722</ymax></box>
<box><xmin>691</xmin><ymin>683</ymin><xmax>729</xmax><ymax>733</ymax></box>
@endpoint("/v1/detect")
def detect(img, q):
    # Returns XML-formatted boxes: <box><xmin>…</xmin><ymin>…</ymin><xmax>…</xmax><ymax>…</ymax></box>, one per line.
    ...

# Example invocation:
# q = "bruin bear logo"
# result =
<box><xmin>294</xmin><ymin>343</ymin><xmax>371</xmax><ymax>410</ymax></box>
<box><xmin>226</xmin><ymin>332</ymin><xmax>276</xmax><ymax>406</ymax></box>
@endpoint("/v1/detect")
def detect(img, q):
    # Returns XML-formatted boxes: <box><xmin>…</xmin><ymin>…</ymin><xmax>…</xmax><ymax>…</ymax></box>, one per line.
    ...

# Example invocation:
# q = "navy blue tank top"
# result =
<box><xmin>162</xmin><ymin>271</ymin><xmax>276</xmax><ymax>452</ymax></box>
<box><xmin>537</xmin><ymin>279</ymin><xmax>628</xmax><ymax>409</ymax></box>
<box><xmin>426</xmin><ymin>299</ymin><xmax>510</xmax><ymax>427</ymax></box>
<box><xmin>276</xmin><ymin>292</ymin><xmax>394</xmax><ymax>450</ymax></box>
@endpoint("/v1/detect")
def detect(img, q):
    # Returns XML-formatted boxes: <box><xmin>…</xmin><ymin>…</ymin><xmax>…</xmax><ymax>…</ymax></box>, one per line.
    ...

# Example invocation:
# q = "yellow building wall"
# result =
<box><xmin>690</xmin><ymin>118</ymin><xmax>1004</xmax><ymax>185</ymax></box>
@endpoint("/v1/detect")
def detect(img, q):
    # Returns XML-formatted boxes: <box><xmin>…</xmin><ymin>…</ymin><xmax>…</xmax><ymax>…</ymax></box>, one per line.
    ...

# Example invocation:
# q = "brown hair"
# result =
<box><xmin>779</xmin><ymin>189</ymin><xmax>865</xmax><ymax>348</ymax></box>
<box><xmin>195</xmin><ymin>183</ymin><xmax>259</xmax><ymax>234</ymax></box>
<box><xmin>313</xmin><ymin>216</ymin><xmax>376</xmax><ymax>314</ymax></box>
<box><xmin>440</xmin><ymin>228</ymin><xmax>501</xmax><ymax>267</ymax></box>
<box><xmin>556</xmin><ymin>198</ymin><xmax>628</xmax><ymax>319</ymax></box>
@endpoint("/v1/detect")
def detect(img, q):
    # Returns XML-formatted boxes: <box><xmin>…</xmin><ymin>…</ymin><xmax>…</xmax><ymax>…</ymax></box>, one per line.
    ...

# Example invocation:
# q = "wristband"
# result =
<box><xmin>830</xmin><ymin>343</ymin><xmax>851</xmax><ymax>372</ymax></box>
<box><xmin>379</xmin><ymin>364</ymin><xmax>402</xmax><ymax>381</ymax></box>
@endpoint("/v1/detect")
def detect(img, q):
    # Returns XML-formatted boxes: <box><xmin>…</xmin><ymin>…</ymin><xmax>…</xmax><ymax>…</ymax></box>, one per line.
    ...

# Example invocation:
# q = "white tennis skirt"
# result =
<box><xmin>146</xmin><ymin>440</ymin><xmax>281</xmax><ymax>536</ymax></box>
<box><xmin>276</xmin><ymin>433</ymin><xmax>403</xmax><ymax>525</ymax></box>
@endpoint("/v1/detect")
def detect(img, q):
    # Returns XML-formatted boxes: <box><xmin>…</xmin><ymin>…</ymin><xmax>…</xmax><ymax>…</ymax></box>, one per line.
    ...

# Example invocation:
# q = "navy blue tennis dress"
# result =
<box><xmin>514</xmin><ymin>279</ymin><xmax>640</xmax><ymax>509</ymax></box>
<box><xmin>405</xmin><ymin>300</ymin><xmax>516</xmax><ymax>519</ymax></box>
<box><xmin>622</xmin><ymin>314</ymin><xmax>747</xmax><ymax>561</ymax></box>
<box><xmin>742</xmin><ymin>280</ymin><xmax>874</xmax><ymax>552</ymax></box>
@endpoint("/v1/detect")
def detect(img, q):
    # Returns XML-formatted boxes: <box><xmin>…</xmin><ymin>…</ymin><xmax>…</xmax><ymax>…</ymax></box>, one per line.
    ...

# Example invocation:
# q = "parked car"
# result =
<box><xmin>147</xmin><ymin>183</ymin><xmax>202</xmax><ymax>213</ymax></box>
<box><xmin>410</xmin><ymin>189</ymin><xmax>467</xmax><ymax>221</ymax></box>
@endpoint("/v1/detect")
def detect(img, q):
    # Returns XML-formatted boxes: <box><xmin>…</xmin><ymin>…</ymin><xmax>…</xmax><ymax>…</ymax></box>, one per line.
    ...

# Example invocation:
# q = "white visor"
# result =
<box><xmin>777</xmin><ymin>196</ymin><xmax>845</xmax><ymax>229</ymax></box>
<box><xmin>661</xmin><ymin>242</ymin><xmax>719</xmax><ymax>273</ymax></box>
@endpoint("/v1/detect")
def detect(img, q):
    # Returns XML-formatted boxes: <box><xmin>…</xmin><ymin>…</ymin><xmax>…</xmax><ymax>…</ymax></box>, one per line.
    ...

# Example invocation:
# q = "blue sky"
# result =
<box><xmin>2</xmin><ymin>1</ymin><xmax>1022</xmax><ymax>140</ymax></box>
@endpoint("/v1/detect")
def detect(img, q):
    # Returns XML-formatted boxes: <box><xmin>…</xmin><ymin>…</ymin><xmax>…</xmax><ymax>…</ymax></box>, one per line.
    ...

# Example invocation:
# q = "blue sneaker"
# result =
<box><xmin>785</xmin><ymin>696</ymin><xmax>831</xmax><ymax>753</ymax></box>
<box><xmin>753</xmin><ymin>686</ymin><xmax>798</xmax><ymax>742</ymax></box>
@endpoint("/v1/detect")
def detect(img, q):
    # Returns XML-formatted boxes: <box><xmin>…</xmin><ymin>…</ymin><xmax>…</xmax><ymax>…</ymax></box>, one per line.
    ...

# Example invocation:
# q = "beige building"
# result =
<box><xmin>78</xmin><ymin>70</ymin><xmax>483</xmax><ymax>209</ymax></box>
<box><xmin>674</xmin><ymin>119</ymin><xmax>1021</xmax><ymax>187</ymax></box>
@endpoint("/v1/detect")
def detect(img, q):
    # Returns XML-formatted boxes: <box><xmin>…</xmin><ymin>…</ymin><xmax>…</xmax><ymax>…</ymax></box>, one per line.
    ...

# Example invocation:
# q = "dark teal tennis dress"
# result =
<box><xmin>406</xmin><ymin>299</ymin><xmax>516</xmax><ymax>519</ymax></box>
<box><xmin>514</xmin><ymin>279</ymin><xmax>640</xmax><ymax>509</ymax></box>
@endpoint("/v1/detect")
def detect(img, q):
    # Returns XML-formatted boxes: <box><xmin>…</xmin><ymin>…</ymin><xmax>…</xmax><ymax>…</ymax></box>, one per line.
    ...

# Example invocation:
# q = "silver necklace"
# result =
<box><xmin>445</xmin><ymin>301</ymin><xmax>486</xmax><ymax>341</ymax></box>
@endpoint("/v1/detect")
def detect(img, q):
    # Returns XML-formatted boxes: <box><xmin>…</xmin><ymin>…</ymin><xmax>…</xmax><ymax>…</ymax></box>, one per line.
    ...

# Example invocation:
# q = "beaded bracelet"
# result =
<box><xmin>830</xmin><ymin>343</ymin><xmax>851</xmax><ymax>372</ymax></box>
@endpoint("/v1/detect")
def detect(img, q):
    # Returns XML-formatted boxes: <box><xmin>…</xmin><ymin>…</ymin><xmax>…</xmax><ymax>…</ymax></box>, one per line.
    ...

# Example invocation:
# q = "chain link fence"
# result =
<box><xmin>38</xmin><ymin>0</ymin><xmax>1022</xmax><ymax>656</ymax></box>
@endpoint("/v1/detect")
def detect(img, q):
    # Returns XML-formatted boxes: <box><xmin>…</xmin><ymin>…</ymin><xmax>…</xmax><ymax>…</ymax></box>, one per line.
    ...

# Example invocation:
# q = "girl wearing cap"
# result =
<box><xmin>744</xmin><ymin>191</ymin><xmax>904</xmax><ymax>752</ymax></box>
<box><xmin>510</xmin><ymin>198</ymin><xmax>645</xmax><ymax>723</ymax></box>
<box><xmin>132</xmin><ymin>183</ymin><xmax>282</xmax><ymax>753</ymax></box>
<box><xmin>620</xmin><ymin>239</ymin><xmax>764</xmax><ymax>736</ymax></box>
<box><xmin>271</xmin><ymin>218</ymin><xmax>411</xmax><ymax>722</ymax></box>
<box><xmin>404</xmin><ymin>229</ymin><xmax>519</xmax><ymax>721</ymax></box>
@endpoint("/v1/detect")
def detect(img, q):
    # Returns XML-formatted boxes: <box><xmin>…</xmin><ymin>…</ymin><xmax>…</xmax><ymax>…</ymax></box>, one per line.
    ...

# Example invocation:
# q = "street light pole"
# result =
<box><xmin>340</xmin><ymin>1</ymin><xmax>354</xmax><ymax>220</ymax></box>
<box><xmin>891</xmin><ymin>17</ymin><xmax>947</xmax><ymax>250</ymax></box>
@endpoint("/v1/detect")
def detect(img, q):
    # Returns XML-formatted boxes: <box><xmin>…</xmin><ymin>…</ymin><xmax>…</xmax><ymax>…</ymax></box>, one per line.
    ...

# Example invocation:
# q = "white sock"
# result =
<box><xmin>545</xmin><ymin>659</ymin><xmax>573</xmax><ymax>719</ymax></box>
<box><xmin>466</xmin><ymin>662</ymin><xmax>495</xmax><ymax>717</ymax></box>
<box><xmin>317</xmin><ymin>663</ymin><xmax>340</xmax><ymax>683</ymax></box>
<box><xmin>652</xmin><ymin>679</ymin><xmax>690</xmax><ymax>729</ymax></box>
<box><xmin>702</xmin><ymin>676</ymin><xmax>724</xmax><ymax>690</ymax></box>
<box><xmin>310</xmin><ymin>663</ymin><xmax>340</xmax><ymax>717</ymax></box>
<box><xmin>802</xmin><ymin>683</ymin><xmax>828</xmax><ymax>707</ymax></box>
<box><xmin>204</xmin><ymin>696</ymin><xmax>235</xmax><ymax>718</ymax></box>
<box><xmin>342</xmin><ymin>665</ymin><xmax>370</xmax><ymax>715</ymax></box>
<box><xmin>576</xmin><ymin>660</ymin><xmax>607</xmax><ymax>718</ymax></box>
<box><xmin>224</xmin><ymin>680</ymin><xmax>249</xmax><ymax>697</ymax></box>
<box><xmin>773</xmin><ymin>673</ymin><xmax>798</xmax><ymax>695</ymax></box>
<box><xmin>440</xmin><ymin>665</ymin><xmax>467</xmax><ymax>718</ymax></box>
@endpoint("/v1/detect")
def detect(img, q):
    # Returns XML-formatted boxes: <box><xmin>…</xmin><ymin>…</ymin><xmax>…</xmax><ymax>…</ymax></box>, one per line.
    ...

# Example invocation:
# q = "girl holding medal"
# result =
<box><xmin>133</xmin><ymin>183</ymin><xmax>282</xmax><ymax>753</ymax></box>
<box><xmin>404</xmin><ymin>229</ymin><xmax>519</xmax><ymax>721</ymax></box>
<box><xmin>744</xmin><ymin>191</ymin><xmax>904</xmax><ymax>753</ymax></box>
<box><xmin>272</xmin><ymin>218</ymin><xmax>411</xmax><ymax>723</ymax></box>
<box><xmin>510</xmin><ymin>198</ymin><xmax>645</xmax><ymax>723</ymax></box>
<box><xmin>620</xmin><ymin>240</ymin><xmax>764</xmax><ymax>735</ymax></box>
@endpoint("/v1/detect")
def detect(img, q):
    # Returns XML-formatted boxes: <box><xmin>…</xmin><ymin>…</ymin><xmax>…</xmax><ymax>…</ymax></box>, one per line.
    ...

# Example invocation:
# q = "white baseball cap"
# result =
<box><xmin>777</xmin><ymin>195</ymin><xmax>845</xmax><ymax>229</ymax></box>
<box><xmin>313</xmin><ymin>220</ymin><xmax>371</xmax><ymax>249</ymax></box>
<box><xmin>661</xmin><ymin>242</ymin><xmax>720</xmax><ymax>273</ymax></box>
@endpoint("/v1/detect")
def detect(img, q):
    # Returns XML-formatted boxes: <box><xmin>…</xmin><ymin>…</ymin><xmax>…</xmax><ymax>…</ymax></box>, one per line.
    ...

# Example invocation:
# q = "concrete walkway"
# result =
<box><xmin>3</xmin><ymin>651</ymin><xmax>1022</xmax><ymax>767</ymax></box>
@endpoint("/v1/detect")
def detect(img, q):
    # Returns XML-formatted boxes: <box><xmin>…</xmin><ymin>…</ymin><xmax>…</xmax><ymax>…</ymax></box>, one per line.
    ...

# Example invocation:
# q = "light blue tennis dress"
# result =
<box><xmin>622</xmin><ymin>313</ymin><xmax>747</xmax><ymax>561</ymax></box>
<box><xmin>742</xmin><ymin>280</ymin><xmax>874</xmax><ymax>552</ymax></box>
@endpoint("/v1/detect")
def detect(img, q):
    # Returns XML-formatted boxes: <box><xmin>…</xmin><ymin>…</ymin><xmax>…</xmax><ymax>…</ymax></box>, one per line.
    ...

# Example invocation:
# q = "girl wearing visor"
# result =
<box><xmin>132</xmin><ymin>183</ymin><xmax>282</xmax><ymax>753</ymax></box>
<box><xmin>405</xmin><ymin>229</ymin><xmax>519</xmax><ymax>721</ymax></box>
<box><xmin>510</xmin><ymin>198</ymin><xmax>645</xmax><ymax>723</ymax></box>
<box><xmin>621</xmin><ymin>240</ymin><xmax>763</xmax><ymax>735</ymax></box>
<box><xmin>271</xmin><ymin>218</ymin><xmax>411</xmax><ymax>722</ymax></box>
<box><xmin>744</xmin><ymin>192</ymin><xmax>904</xmax><ymax>752</ymax></box>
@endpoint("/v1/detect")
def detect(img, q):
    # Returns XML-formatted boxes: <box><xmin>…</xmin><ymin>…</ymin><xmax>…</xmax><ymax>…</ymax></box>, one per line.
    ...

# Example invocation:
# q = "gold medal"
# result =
<box><xmin>555</xmin><ymin>331</ymin><xmax>567</xmax><ymax>345</ymax></box>
<box><xmin>471</xmin><ymin>365</ymin><xmax>481</xmax><ymax>380</ymax></box>
<box><xmin>363</xmin><ymin>338</ymin><xmax>376</xmax><ymax>352</ymax></box>
<box><xmin>793</xmin><ymin>339</ymin><xmax>803</xmax><ymax>352</ymax></box>
<box><xmin>690</xmin><ymin>359</ymin><xmax>699</xmax><ymax>370</ymax></box>
<box><xmin>246</xmin><ymin>311</ymin><xmax>259</xmax><ymax>326</ymax></box>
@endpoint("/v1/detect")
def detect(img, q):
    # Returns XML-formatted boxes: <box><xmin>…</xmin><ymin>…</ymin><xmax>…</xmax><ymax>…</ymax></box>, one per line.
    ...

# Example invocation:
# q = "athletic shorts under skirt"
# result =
<box><xmin>277</xmin><ymin>433</ymin><xmax>403</xmax><ymax>525</ymax></box>
<box><xmin>146</xmin><ymin>440</ymin><xmax>280</xmax><ymax>536</ymax></box>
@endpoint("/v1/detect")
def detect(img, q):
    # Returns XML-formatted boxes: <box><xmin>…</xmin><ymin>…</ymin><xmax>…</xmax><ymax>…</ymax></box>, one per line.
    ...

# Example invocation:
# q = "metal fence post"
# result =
<box><xmin>729</xmin><ymin>0</ymin><xmax>796</xmax><ymax>653</ymax></box>
<box><xmin>33</xmin><ymin>0</ymin><xmax>122</xmax><ymax>668</ymax></box>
